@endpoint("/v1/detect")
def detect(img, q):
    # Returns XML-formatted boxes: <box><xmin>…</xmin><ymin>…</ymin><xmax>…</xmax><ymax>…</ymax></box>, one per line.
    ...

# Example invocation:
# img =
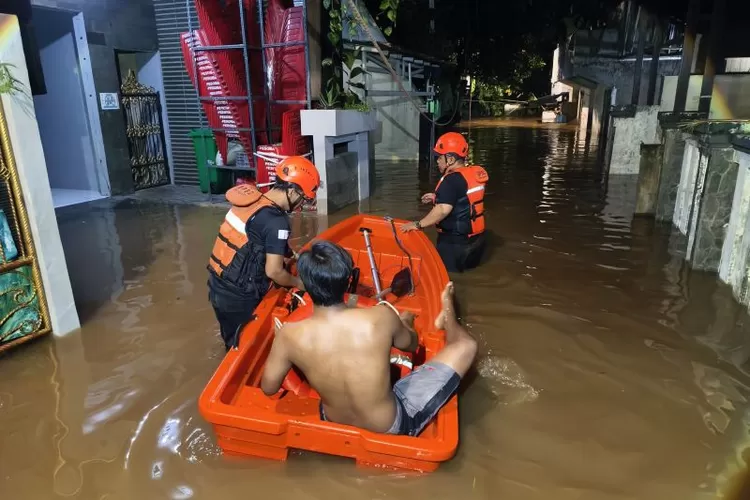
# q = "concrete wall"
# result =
<box><xmin>655</xmin><ymin>128</ymin><xmax>689</xmax><ymax>222</ymax></box>
<box><xmin>602</xmin><ymin>174</ymin><xmax>638</xmax><ymax>227</ymax></box>
<box><xmin>674</xmin><ymin>138</ymin><xmax>702</xmax><ymax>235</ymax></box>
<box><xmin>575</xmin><ymin>56</ymin><xmax>681</xmax><ymax>106</ymax></box>
<box><xmin>726</xmin><ymin>58</ymin><xmax>750</xmax><ymax>73</ymax></box>
<box><xmin>589</xmin><ymin>85</ymin><xmax>608</xmax><ymax>144</ymax></box>
<box><xmin>608</xmin><ymin>106</ymin><xmax>661</xmax><ymax>175</ymax></box>
<box><xmin>578</xmin><ymin>88</ymin><xmax>591</xmax><ymax>135</ymax></box>
<box><xmin>367</xmin><ymin>67</ymin><xmax>420</xmax><ymax>161</ymax></box>
<box><xmin>634</xmin><ymin>144</ymin><xmax>663</xmax><ymax>215</ymax></box>
<box><xmin>551</xmin><ymin>80</ymin><xmax>579</xmax><ymax>121</ymax></box>
<box><xmin>719</xmin><ymin>150</ymin><xmax>750</xmax><ymax>301</ymax></box>
<box><xmin>31</xmin><ymin>8</ymin><xmax>98</xmax><ymax>192</ymax></box>
<box><xmin>31</xmin><ymin>0</ymin><xmax>159</xmax><ymax>195</ymax></box>
<box><xmin>661</xmin><ymin>75</ymin><xmax>702</xmax><ymax>112</ymax></box>
<box><xmin>325</xmin><ymin>152</ymin><xmax>358</xmax><ymax>211</ymax></box>
<box><xmin>661</xmin><ymin>74</ymin><xmax>750</xmax><ymax>119</ymax></box>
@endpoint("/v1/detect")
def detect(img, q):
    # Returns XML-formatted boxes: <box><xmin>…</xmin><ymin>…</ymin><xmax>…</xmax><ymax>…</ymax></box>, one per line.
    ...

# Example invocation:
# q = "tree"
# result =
<box><xmin>359</xmin><ymin>0</ymin><xmax>691</xmax><ymax>97</ymax></box>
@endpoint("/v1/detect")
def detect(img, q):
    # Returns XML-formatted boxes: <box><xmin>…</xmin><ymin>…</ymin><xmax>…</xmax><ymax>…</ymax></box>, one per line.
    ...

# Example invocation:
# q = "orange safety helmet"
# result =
<box><xmin>434</xmin><ymin>132</ymin><xmax>469</xmax><ymax>158</ymax></box>
<box><xmin>275</xmin><ymin>156</ymin><xmax>320</xmax><ymax>199</ymax></box>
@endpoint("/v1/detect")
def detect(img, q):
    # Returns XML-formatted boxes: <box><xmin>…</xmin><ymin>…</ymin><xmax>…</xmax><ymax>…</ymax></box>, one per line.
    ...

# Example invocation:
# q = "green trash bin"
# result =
<box><xmin>189</xmin><ymin>129</ymin><xmax>233</xmax><ymax>194</ymax></box>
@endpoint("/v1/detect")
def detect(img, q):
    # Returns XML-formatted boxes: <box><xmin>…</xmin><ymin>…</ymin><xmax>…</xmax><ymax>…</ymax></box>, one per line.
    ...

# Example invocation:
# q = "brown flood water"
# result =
<box><xmin>3</xmin><ymin>119</ymin><xmax>750</xmax><ymax>499</ymax></box>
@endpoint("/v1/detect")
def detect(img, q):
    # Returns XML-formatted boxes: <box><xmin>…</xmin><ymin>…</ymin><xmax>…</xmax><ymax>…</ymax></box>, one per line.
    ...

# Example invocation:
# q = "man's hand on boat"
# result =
<box><xmin>266</xmin><ymin>253</ymin><xmax>305</xmax><ymax>291</ymax></box>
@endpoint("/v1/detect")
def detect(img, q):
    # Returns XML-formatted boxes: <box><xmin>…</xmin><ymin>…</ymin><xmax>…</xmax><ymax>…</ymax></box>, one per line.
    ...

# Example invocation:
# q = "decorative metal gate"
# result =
<box><xmin>120</xmin><ymin>70</ymin><xmax>170</xmax><ymax>190</ymax></box>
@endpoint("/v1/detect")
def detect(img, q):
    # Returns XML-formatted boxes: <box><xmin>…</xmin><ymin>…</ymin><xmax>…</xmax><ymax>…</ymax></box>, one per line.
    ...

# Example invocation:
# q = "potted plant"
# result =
<box><xmin>300</xmin><ymin>0</ymin><xmax>399</xmax><ymax>214</ymax></box>
<box><xmin>301</xmin><ymin>0</ymin><xmax>379</xmax><ymax>138</ymax></box>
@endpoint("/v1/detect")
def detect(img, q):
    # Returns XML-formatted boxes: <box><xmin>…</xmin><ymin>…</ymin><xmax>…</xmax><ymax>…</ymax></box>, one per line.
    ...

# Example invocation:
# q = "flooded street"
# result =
<box><xmin>3</xmin><ymin>118</ymin><xmax>750</xmax><ymax>499</ymax></box>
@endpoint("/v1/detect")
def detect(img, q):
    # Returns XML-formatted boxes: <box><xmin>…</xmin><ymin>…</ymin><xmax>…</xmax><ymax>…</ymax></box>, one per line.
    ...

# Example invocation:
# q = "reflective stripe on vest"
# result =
<box><xmin>208</xmin><ymin>197</ymin><xmax>275</xmax><ymax>279</ymax></box>
<box><xmin>224</xmin><ymin>210</ymin><xmax>247</xmax><ymax>235</ymax></box>
<box><xmin>434</xmin><ymin>166</ymin><xmax>488</xmax><ymax>238</ymax></box>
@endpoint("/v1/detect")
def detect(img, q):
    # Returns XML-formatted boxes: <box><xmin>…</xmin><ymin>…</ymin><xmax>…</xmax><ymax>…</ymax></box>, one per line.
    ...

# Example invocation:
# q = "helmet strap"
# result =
<box><xmin>285</xmin><ymin>189</ymin><xmax>294</xmax><ymax>214</ymax></box>
<box><xmin>285</xmin><ymin>188</ymin><xmax>304</xmax><ymax>214</ymax></box>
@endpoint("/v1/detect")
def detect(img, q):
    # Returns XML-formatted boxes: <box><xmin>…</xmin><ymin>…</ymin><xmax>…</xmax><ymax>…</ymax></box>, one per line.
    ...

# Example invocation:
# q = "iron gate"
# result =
<box><xmin>120</xmin><ymin>70</ymin><xmax>170</xmax><ymax>190</ymax></box>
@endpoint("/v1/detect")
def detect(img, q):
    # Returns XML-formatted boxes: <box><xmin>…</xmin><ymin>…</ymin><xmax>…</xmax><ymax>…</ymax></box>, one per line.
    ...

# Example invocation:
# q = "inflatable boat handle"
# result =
<box><xmin>290</xmin><ymin>291</ymin><xmax>307</xmax><ymax>306</ymax></box>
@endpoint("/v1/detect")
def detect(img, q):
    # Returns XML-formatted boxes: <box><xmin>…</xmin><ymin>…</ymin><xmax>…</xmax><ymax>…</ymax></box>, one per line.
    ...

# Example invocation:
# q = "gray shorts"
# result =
<box><xmin>318</xmin><ymin>361</ymin><xmax>460</xmax><ymax>437</ymax></box>
<box><xmin>388</xmin><ymin>361</ymin><xmax>460</xmax><ymax>436</ymax></box>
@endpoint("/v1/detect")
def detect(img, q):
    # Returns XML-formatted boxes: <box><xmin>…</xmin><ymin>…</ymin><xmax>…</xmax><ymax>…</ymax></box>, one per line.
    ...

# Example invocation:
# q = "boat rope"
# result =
<box><xmin>377</xmin><ymin>300</ymin><xmax>400</xmax><ymax>317</ymax></box>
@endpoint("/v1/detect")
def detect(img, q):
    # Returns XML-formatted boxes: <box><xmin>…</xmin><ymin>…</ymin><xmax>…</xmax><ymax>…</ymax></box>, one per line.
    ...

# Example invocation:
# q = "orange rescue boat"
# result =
<box><xmin>198</xmin><ymin>214</ymin><xmax>456</xmax><ymax>472</ymax></box>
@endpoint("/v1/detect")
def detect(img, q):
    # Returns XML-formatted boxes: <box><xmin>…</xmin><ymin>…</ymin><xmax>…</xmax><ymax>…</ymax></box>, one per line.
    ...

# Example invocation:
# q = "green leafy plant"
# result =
<box><xmin>319</xmin><ymin>0</ymin><xmax>394</xmax><ymax>111</ymax></box>
<box><xmin>376</xmin><ymin>0</ymin><xmax>399</xmax><ymax>37</ymax></box>
<box><xmin>0</xmin><ymin>63</ymin><xmax>24</xmax><ymax>96</ymax></box>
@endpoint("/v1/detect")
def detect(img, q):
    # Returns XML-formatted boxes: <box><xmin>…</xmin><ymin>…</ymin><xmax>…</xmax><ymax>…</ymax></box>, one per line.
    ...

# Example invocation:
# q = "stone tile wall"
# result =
<box><xmin>689</xmin><ymin>146</ymin><xmax>738</xmax><ymax>271</ymax></box>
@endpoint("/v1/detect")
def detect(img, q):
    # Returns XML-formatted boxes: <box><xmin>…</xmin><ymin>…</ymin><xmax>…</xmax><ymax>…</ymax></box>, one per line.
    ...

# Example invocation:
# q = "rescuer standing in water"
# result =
<box><xmin>401</xmin><ymin>132</ymin><xmax>488</xmax><ymax>273</ymax></box>
<box><xmin>207</xmin><ymin>156</ymin><xmax>320</xmax><ymax>351</ymax></box>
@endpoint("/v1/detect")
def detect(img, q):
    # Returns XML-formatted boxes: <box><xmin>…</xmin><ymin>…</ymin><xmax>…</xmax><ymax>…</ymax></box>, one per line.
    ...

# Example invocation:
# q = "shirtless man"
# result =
<box><xmin>260</xmin><ymin>241</ymin><xmax>477</xmax><ymax>436</ymax></box>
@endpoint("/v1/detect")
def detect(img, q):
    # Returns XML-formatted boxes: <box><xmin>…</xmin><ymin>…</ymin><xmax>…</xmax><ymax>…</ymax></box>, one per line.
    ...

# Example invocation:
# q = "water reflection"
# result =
<box><xmin>1</xmin><ymin>118</ymin><xmax>750</xmax><ymax>498</ymax></box>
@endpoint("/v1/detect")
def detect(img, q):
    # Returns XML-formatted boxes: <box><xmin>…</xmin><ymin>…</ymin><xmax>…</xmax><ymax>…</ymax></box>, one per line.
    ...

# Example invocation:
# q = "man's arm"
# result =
<box><xmin>261</xmin><ymin>328</ymin><xmax>293</xmax><ymax>395</ymax></box>
<box><xmin>419</xmin><ymin>172</ymin><xmax>463</xmax><ymax>228</ymax></box>
<box><xmin>388</xmin><ymin>308</ymin><xmax>419</xmax><ymax>353</ymax></box>
<box><xmin>402</xmin><ymin>173</ymin><xmax>462</xmax><ymax>232</ymax></box>
<box><xmin>266</xmin><ymin>254</ymin><xmax>304</xmax><ymax>289</ymax></box>
<box><xmin>263</xmin><ymin>215</ymin><xmax>304</xmax><ymax>289</ymax></box>
<box><xmin>416</xmin><ymin>203</ymin><xmax>453</xmax><ymax>229</ymax></box>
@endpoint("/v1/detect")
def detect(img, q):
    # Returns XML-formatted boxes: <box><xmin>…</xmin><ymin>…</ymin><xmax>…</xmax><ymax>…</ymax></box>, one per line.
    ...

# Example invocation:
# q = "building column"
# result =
<box><xmin>646</xmin><ymin>21</ymin><xmax>663</xmax><ymax>105</ymax></box>
<box><xmin>631</xmin><ymin>8</ymin><xmax>648</xmax><ymax>105</ymax></box>
<box><xmin>674</xmin><ymin>0</ymin><xmax>701</xmax><ymax>112</ymax></box>
<box><xmin>698</xmin><ymin>0</ymin><xmax>727</xmax><ymax>113</ymax></box>
<box><xmin>720</xmin><ymin>137</ymin><xmax>750</xmax><ymax>307</ymax></box>
<box><xmin>635</xmin><ymin>144</ymin><xmax>664</xmax><ymax>215</ymax></box>
<box><xmin>655</xmin><ymin>127</ymin><xmax>689</xmax><ymax>221</ymax></box>
<box><xmin>670</xmin><ymin>123</ymin><xmax>744</xmax><ymax>272</ymax></box>
<box><xmin>312</xmin><ymin>135</ymin><xmax>332</xmax><ymax>215</ymax></box>
<box><xmin>687</xmin><ymin>140</ymin><xmax>737</xmax><ymax>271</ymax></box>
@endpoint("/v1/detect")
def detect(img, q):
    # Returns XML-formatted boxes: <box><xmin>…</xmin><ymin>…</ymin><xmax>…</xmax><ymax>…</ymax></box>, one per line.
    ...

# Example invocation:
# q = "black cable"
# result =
<box><xmin>386</xmin><ymin>217</ymin><xmax>415</xmax><ymax>295</ymax></box>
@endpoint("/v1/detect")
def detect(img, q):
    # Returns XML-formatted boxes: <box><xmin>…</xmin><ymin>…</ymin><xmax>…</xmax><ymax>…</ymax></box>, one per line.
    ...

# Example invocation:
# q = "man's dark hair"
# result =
<box><xmin>297</xmin><ymin>241</ymin><xmax>354</xmax><ymax>307</ymax></box>
<box><xmin>272</xmin><ymin>179</ymin><xmax>300</xmax><ymax>193</ymax></box>
<box><xmin>445</xmin><ymin>152</ymin><xmax>466</xmax><ymax>163</ymax></box>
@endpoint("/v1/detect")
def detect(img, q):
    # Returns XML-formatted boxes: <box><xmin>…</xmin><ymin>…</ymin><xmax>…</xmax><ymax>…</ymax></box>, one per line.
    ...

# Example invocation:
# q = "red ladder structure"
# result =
<box><xmin>181</xmin><ymin>0</ymin><xmax>312</xmax><ymax>191</ymax></box>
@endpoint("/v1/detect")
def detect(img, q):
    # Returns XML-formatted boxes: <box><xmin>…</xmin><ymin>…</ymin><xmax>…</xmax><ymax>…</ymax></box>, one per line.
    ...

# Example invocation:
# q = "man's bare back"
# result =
<box><xmin>261</xmin><ymin>241</ymin><xmax>477</xmax><ymax>436</ymax></box>
<box><xmin>265</xmin><ymin>304</ymin><xmax>416</xmax><ymax>432</ymax></box>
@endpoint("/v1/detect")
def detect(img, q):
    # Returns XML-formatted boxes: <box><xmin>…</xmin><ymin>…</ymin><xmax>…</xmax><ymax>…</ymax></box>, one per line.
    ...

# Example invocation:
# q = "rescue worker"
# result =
<box><xmin>208</xmin><ymin>156</ymin><xmax>320</xmax><ymax>351</ymax></box>
<box><xmin>401</xmin><ymin>132</ymin><xmax>488</xmax><ymax>273</ymax></box>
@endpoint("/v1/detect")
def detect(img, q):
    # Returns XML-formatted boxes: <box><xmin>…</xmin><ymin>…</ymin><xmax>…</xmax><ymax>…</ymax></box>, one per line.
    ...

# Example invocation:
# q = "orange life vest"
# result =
<box><xmin>434</xmin><ymin>166</ymin><xmax>488</xmax><ymax>238</ymax></box>
<box><xmin>208</xmin><ymin>185</ymin><xmax>277</xmax><ymax>292</ymax></box>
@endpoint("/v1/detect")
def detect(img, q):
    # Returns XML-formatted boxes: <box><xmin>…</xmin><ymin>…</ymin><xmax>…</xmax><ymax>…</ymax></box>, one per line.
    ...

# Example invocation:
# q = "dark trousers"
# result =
<box><xmin>436</xmin><ymin>232</ymin><xmax>486</xmax><ymax>273</ymax></box>
<box><xmin>208</xmin><ymin>276</ymin><xmax>262</xmax><ymax>351</ymax></box>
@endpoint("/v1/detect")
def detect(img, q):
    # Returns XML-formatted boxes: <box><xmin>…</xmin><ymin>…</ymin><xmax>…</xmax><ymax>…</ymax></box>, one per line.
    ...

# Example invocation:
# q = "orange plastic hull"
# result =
<box><xmin>198</xmin><ymin>215</ymin><xmax>455</xmax><ymax>472</ymax></box>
